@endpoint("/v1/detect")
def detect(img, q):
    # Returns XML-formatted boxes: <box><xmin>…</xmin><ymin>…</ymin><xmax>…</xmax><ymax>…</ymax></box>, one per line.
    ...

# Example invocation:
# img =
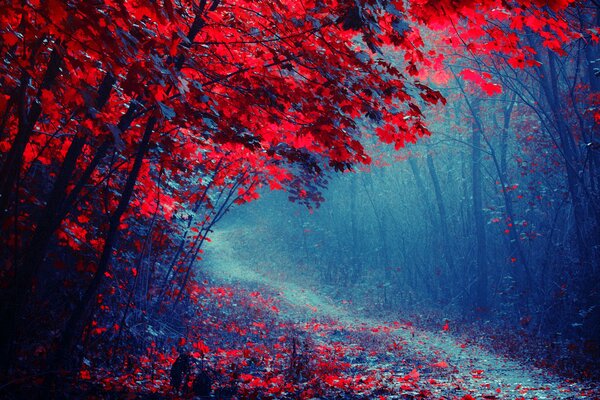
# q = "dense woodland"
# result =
<box><xmin>0</xmin><ymin>0</ymin><xmax>599</xmax><ymax>398</ymax></box>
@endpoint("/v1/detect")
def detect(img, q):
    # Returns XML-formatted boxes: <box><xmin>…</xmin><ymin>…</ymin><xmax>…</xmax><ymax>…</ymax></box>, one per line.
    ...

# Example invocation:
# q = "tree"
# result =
<box><xmin>0</xmin><ymin>0</ymin><xmax>587</xmax><ymax>382</ymax></box>
<box><xmin>0</xmin><ymin>0</ymin><xmax>444</xmax><ymax>375</ymax></box>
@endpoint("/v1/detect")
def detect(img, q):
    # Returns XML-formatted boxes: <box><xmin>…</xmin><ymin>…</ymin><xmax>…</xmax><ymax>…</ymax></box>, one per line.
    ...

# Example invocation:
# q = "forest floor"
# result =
<box><xmin>203</xmin><ymin>224</ymin><xmax>599</xmax><ymax>399</ymax></box>
<box><xmin>5</xmin><ymin>224</ymin><xmax>598</xmax><ymax>399</ymax></box>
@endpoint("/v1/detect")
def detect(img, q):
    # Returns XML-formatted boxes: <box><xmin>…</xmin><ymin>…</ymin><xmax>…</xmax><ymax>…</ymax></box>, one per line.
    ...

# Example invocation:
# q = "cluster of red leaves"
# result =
<box><xmin>411</xmin><ymin>0</ymin><xmax>588</xmax><ymax>98</ymax></box>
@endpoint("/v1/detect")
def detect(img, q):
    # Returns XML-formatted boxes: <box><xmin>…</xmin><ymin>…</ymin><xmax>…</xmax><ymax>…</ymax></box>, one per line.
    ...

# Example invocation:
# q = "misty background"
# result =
<box><xmin>216</xmin><ymin>97</ymin><xmax>600</xmax><ymax>346</ymax></box>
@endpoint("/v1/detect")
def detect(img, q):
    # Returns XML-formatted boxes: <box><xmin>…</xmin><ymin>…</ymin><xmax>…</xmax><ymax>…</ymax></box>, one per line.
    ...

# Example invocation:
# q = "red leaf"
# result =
<box><xmin>460</xmin><ymin>69</ymin><xmax>502</xmax><ymax>96</ymax></box>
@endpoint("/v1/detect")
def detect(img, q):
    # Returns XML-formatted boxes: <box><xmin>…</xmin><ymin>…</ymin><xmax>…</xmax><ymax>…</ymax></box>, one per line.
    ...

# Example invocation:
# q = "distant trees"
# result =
<box><xmin>271</xmin><ymin>1</ymin><xmax>600</xmax><ymax>339</ymax></box>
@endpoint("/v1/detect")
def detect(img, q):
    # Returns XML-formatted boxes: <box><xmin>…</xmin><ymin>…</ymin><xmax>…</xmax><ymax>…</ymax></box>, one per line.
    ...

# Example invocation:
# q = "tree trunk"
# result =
<box><xmin>53</xmin><ymin>116</ymin><xmax>156</xmax><ymax>370</ymax></box>
<box><xmin>426</xmin><ymin>152</ymin><xmax>455</xmax><ymax>272</ymax></box>
<box><xmin>408</xmin><ymin>157</ymin><xmax>435</xmax><ymax>227</ymax></box>
<box><xmin>471</xmin><ymin>99</ymin><xmax>488</xmax><ymax>311</ymax></box>
<box><xmin>0</xmin><ymin>49</ymin><xmax>62</xmax><ymax>229</ymax></box>
<box><xmin>349</xmin><ymin>174</ymin><xmax>361</xmax><ymax>285</ymax></box>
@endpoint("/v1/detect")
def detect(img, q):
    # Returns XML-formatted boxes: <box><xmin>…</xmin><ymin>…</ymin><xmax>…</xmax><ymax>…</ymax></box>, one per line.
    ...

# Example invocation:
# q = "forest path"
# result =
<box><xmin>204</xmin><ymin>225</ymin><xmax>590</xmax><ymax>399</ymax></box>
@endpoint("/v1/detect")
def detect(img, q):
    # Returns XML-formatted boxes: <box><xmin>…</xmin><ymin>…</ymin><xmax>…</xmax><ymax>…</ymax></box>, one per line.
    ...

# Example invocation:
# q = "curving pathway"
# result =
<box><xmin>204</xmin><ymin>225</ymin><xmax>596</xmax><ymax>399</ymax></box>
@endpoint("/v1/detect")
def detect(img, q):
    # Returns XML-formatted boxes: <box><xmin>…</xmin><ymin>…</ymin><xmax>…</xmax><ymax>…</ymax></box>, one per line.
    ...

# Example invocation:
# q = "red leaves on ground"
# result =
<box><xmin>406</xmin><ymin>368</ymin><xmax>420</xmax><ymax>381</ymax></box>
<box><xmin>471</xmin><ymin>369</ymin><xmax>485</xmax><ymax>379</ymax></box>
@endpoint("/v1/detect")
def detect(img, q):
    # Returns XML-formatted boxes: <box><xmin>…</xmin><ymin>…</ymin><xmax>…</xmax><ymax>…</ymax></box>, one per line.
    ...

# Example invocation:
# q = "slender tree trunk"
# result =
<box><xmin>408</xmin><ymin>157</ymin><xmax>435</xmax><ymax>227</ymax></box>
<box><xmin>360</xmin><ymin>174</ymin><xmax>391</xmax><ymax>287</ymax></box>
<box><xmin>349</xmin><ymin>174</ymin><xmax>361</xmax><ymax>285</ymax></box>
<box><xmin>499</xmin><ymin>94</ymin><xmax>515</xmax><ymax>179</ymax></box>
<box><xmin>426</xmin><ymin>153</ymin><xmax>455</xmax><ymax>272</ymax></box>
<box><xmin>529</xmin><ymin>44</ymin><xmax>594</xmax><ymax>270</ymax></box>
<box><xmin>53</xmin><ymin>116</ymin><xmax>156</xmax><ymax>370</ymax></box>
<box><xmin>426</xmin><ymin>152</ymin><xmax>460</xmax><ymax>304</ymax></box>
<box><xmin>471</xmin><ymin>99</ymin><xmax>488</xmax><ymax>311</ymax></box>
<box><xmin>487</xmin><ymin>93</ymin><xmax>532</xmax><ymax>299</ymax></box>
<box><xmin>0</xmin><ymin>49</ymin><xmax>62</xmax><ymax>229</ymax></box>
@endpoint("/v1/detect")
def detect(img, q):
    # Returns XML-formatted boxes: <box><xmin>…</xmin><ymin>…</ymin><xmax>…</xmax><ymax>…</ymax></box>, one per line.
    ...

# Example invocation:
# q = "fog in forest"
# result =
<box><xmin>222</xmin><ymin>131</ymin><xmax>599</xmax><ymax>340</ymax></box>
<box><xmin>2</xmin><ymin>0</ymin><xmax>599</xmax><ymax>397</ymax></box>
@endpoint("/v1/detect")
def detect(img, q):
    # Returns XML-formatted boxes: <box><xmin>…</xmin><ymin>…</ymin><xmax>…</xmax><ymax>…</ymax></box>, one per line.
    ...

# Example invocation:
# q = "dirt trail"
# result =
<box><xmin>204</xmin><ymin>225</ymin><xmax>592</xmax><ymax>399</ymax></box>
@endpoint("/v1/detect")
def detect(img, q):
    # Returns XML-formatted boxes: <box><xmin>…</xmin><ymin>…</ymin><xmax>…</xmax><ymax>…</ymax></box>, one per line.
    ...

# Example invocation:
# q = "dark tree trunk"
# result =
<box><xmin>53</xmin><ymin>116</ymin><xmax>156</xmax><ymax>370</ymax></box>
<box><xmin>471</xmin><ymin>99</ymin><xmax>488</xmax><ymax>312</ymax></box>
<box><xmin>0</xmin><ymin>49</ymin><xmax>62</xmax><ymax>229</ymax></box>
<box><xmin>426</xmin><ymin>153</ymin><xmax>455</xmax><ymax>272</ymax></box>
